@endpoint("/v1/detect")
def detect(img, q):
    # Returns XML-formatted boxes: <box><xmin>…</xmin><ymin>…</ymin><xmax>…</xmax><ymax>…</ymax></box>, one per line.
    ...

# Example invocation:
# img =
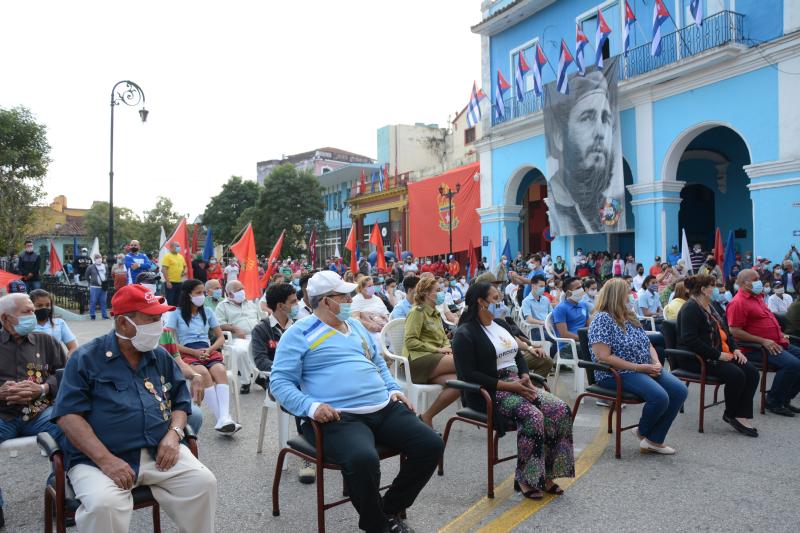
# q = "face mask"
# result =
<box><xmin>426</xmin><ymin>260</ymin><xmax>432</xmax><ymax>265</ymax></box>
<box><xmin>366</xmin><ymin>286</ymin><xmax>376</xmax><ymax>296</ymax></box>
<box><xmin>212</xmin><ymin>288</ymin><xmax>222</xmax><ymax>299</ymax></box>
<box><xmin>191</xmin><ymin>295</ymin><xmax>206</xmax><ymax>307</ymax></box>
<box><xmin>435</xmin><ymin>291</ymin><xmax>445</xmax><ymax>305</ymax></box>
<box><xmin>750</xmin><ymin>280</ymin><xmax>764</xmax><ymax>294</ymax></box>
<box><xmin>588</xmin><ymin>289</ymin><xmax>598</xmax><ymax>297</ymax></box>
<box><xmin>12</xmin><ymin>314</ymin><xmax>37</xmax><ymax>336</ymax></box>
<box><xmin>712</xmin><ymin>287</ymin><xmax>721</xmax><ymax>299</ymax></box>
<box><xmin>210</xmin><ymin>260</ymin><xmax>217</xmax><ymax>265</ymax></box>
<box><xmin>450</xmin><ymin>280</ymin><xmax>456</xmax><ymax>287</ymax></box>
<box><xmin>173</xmin><ymin>246</ymin><xmax>181</xmax><ymax>253</ymax></box>
<box><xmin>116</xmin><ymin>258</ymin><xmax>124</xmax><ymax>264</ymax></box>
<box><xmin>232</xmin><ymin>290</ymin><xmax>246</xmax><ymax>303</ymax></box>
<box><xmin>292</xmin><ymin>279</ymin><xmax>300</xmax><ymax>287</ymax></box>
<box><xmin>648</xmin><ymin>285</ymin><xmax>658</xmax><ymax>293</ymax></box>
<box><xmin>288</xmin><ymin>304</ymin><xmax>299</xmax><ymax>318</ymax></box>
<box><xmin>460</xmin><ymin>278</ymin><xmax>466</xmax><ymax>284</ymax></box>
<box><xmin>775</xmin><ymin>288</ymin><xmax>784</xmax><ymax>295</ymax></box>
<box><xmin>116</xmin><ymin>316</ymin><xmax>163</xmax><ymax>352</ymax></box>
<box><xmin>34</xmin><ymin>308</ymin><xmax>51</xmax><ymax>322</ymax></box>
<box><xmin>94</xmin><ymin>259</ymin><xmax>102</xmax><ymax>265</ymax></box>
<box><xmin>569</xmin><ymin>288</ymin><xmax>585</xmax><ymax>301</ymax></box>
<box><xmin>535</xmin><ymin>286</ymin><xmax>545</xmax><ymax>296</ymax></box>
<box><xmin>694</xmin><ymin>247</ymin><xmax>701</xmax><ymax>253</ymax></box>
<box><xmin>628</xmin><ymin>294</ymin><xmax>636</xmax><ymax>305</ymax></box>
<box><xmin>130</xmin><ymin>247</ymin><xmax>139</xmax><ymax>253</ymax></box>
<box><xmin>335</xmin><ymin>302</ymin><xmax>351</xmax><ymax>321</ymax></box>
<box><xmin>25</xmin><ymin>247</ymin><xmax>34</xmax><ymax>253</ymax></box>
<box><xmin>775</xmin><ymin>269</ymin><xmax>783</xmax><ymax>276</ymax></box>
<box><xmin>377</xmin><ymin>278</ymin><xmax>384</xmax><ymax>284</ymax></box>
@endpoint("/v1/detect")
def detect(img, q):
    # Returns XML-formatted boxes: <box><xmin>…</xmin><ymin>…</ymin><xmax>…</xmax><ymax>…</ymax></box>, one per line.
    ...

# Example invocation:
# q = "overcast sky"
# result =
<box><xmin>1</xmin><ymin>1</ymin><xmax>481</xmax><ymax>220</ymax></box>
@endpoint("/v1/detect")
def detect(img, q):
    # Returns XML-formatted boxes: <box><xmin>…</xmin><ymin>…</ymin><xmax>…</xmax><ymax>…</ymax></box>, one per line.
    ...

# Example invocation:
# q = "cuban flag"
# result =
<box><xmin>514</xmin><ymin>49</ymin><xmax>530</xmax><ymax>102</ymax></box>
<box><xmin>575</xmin><ymin>24</ymin><xmax>589</xmax><ymax>75</ymax></box>
<box><xmin>651</xmin><ymin>0</ymin><xmax>671</xmax><ymax>57</ymax></box>
<box><xmin>467</xmin><ymin>81</ymin><xmax>482</xmax><ymax>128</ymax></box>
<box><xmin>532</xmin><ymin>43</ymin><xmax>547</xmax><ymax>97</ymax></box>
<box><xmin>595</xmin><ymin>9</ymin><xmax>612</xmax><ymax>70</ymax></box>
<box><xmin>556</xmin><ymin>39</ymin><xmax>574</xmax><ymax>95</ymax></box>
<box><xmin>623</xmin><ymin>0</ymin><xmax>636</xmax><ymax>56</ymax></box>
<box><xmin>690</xmin><ymin>0</ymin><xmax>703</xmax><ymax>27</ymax></box>
<box><xmin>494</xmin><ymin>69</ymin><xmax>510</xmax><ymax>120</ymax></box>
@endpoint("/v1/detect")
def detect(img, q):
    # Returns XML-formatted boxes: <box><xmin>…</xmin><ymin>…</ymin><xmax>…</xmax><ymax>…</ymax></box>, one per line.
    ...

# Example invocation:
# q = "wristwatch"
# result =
<box><xmin>39</xmin><ymin>385</ymin><xmax>47</xmax><ymax>399</ymax></box>
<box><xmin>171</xmin><ymin>426</ymin><xmax>185</xmax><ymax>440</ymax></box>
<box><xmin>190</xmin><ymin>372</ymin><xmax>202</xmax><ymax>381</ymax></box>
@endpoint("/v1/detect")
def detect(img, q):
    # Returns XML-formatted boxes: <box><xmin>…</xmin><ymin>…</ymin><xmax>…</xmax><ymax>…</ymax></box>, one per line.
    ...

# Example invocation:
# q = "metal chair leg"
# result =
<box><xmin>152</xmin><ymin>502</ymin><xmax>162</xmax><ymax>533</ymax></box>
<box><xmin>316</xmin><ymin>458</ymin><xmax>326</xmax><ymax>533</ymax></box>
<box><xmin>272</xmin><ymin>449</ymin><xmax>290</xmax><ymax>516</ymax></box>
<box><xmin>614</xmin><ymin>402</ymin><xmax>623</xmax><ymax>459</ymax></box>
<box><xmin>486</xmin><ymin>424</ymin><xmax>495</xmax><ymax>498</ymax></box>
<box><xmin>256</xmin><ymin>405</ymin><xmax>268</xmax><ymax>453</ymax></box>
<box><xmin>437</xmin><ymin>417</ymin><xmax>458</xmax><ymax>476</ymax></box>
<box><xmin>44</xmin><ymin>490</ymin><xmax>53</xmax><ymax>533</ymax></box>
<box><xmin>698</xmin><ymin>380</ymin><xmax>706</xmax><ymax>433</ymax></box>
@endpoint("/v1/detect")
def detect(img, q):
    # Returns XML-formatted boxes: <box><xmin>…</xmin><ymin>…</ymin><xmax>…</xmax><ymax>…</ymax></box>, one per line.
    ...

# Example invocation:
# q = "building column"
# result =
<box><xmin>477</xmin><ymin>204</ymin><xmax>523</xmax><ymax>268</ymax></box>
<box><xmin>745</xmin><ymin>159</ymin><xmax>800</xmax><ymax>262</ymax></box>
<box><xmin>627</xmin><ymin>181</ymin><xmax>685</xmax><ymax>263</ymax></box>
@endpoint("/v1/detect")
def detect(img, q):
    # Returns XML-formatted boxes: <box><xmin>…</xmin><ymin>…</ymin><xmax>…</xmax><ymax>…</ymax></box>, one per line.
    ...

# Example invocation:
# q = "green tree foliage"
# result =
<box><xmin>139</xmin><ymin>196</ymin><xmax>182</xmax><ymax>252</ymax></box>
<box><xmin>241</xmin><ymin>164</ymin><xmax>325</xmax><ymax>258</ymax></box>
<box><xmin>202</xmin><ymin>176</ymin><xmax>259</xmax><ymax>247</ymax></box>
<box><xmin>84</xmin><ymin>201</ymin><xmax>142</xmax><ymax>254</ymax></box>
<box><xmin>0</xmin><ymin>106</ymin><xmax>51</xmax><ymax>255</ymax></box>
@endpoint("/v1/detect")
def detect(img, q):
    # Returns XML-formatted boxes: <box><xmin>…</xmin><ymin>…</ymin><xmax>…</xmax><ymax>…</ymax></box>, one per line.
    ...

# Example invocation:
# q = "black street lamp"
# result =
<box><xmin>438</xmin><ymin>182</ymin><xmax>461</xmax><ymax>258</ymax></box>
<box><xmin>109</xmin><ymin>80</ymin><xmax>147</xmax><ymax>255</ymax></box>
<box><xmin>334</xmin><ymin>192</ymin><xmax>346</xmax><ymax>257</ymax></box>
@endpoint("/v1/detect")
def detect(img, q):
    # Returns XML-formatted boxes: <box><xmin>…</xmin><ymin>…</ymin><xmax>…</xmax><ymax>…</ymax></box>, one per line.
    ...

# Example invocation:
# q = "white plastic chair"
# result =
<box><xmin>380</xmin><ymin>319</ymin><xmax>443</xmax><ymax>413</ymax></box>
<box><xmin>544</xmin><ymin>312</ymin><xmax>584</xmax><ymax>396</ymax></box>
<box><xmin>1</xmin><ymin>436</ymin><xmax>44</xmax><ymax>458</ymax></box>
<box><xmin>637</xmin><ymin>314</ymin><xmax>657</xmax><ymax>331</ymax></box>
<box><xmin>221</xmin><ymin>331</ymin><xmax>242</xmax><ymax>422</ymax></box>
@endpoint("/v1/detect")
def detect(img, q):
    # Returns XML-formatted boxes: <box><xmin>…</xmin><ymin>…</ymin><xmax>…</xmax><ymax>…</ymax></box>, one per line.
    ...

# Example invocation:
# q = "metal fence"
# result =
<box><xmin>41</xmin><ymin>276</ymin><xmax>116</xmax><ymax>315</ymax></box>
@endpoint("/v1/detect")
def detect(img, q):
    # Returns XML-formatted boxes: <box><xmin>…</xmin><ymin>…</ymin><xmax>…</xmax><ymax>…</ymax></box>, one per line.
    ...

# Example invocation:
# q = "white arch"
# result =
<box><xmin>502</xmin><ymin>164</ymin><xmax>547</xmax><ymax>206</ymax></box>
<box><xmin>661</xmin><ymin>121</ymin><xmax>753</xmax><ymax>182</ymax></box>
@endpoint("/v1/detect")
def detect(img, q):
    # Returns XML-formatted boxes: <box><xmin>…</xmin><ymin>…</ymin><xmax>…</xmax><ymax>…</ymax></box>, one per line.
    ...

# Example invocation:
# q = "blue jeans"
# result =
<box><xmin>0</xmin><ymin>406</ymin><xmax>63</xmax><ymax>508</ymax></box>
<box><xmin>89</xmin><ymin>286</ymin><xmax>108</xmax><ymax>318</ymax></box>
<box><xmin>598</xmin><ymin>369</ymin><xmax>688</xmax><ymax>445</ymax></box>
<box><xmin>188</xmin><ymin>403</ymin><xmax>203</xmax><ymax>434</ymax></box>
<box><xmin>746</xmin><ymin>344</ymin><xmax>800</xmax><ymax>406</ymax></box>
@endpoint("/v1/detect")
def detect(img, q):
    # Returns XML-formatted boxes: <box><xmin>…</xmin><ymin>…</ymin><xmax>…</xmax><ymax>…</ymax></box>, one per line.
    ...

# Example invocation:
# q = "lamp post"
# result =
<box><xmin>439</xmin><ymin>182</ymin><xmax>461</xmax><ymax>258</ymax></box>
<box><xmin>109</xmin><ymin>81</ymin><xmax>148</xmax><ymax>256</ymax></box>
<box><xmin>334</xmin><ymin>193</ymin><xmax>346</xmax><ymax>257</ymax></box>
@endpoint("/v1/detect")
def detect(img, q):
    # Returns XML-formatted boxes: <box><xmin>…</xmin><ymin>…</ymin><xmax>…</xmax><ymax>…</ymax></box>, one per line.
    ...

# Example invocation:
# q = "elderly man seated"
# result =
<box><xmin>51</xmin><ymin>285</ymin><xmax>217</xmax><ymax>533</ymax></box>
<box><xmin>270</xmin><ymin>271</ymin><xmax>443</xmax><ymax>533</ymax></box>
<box><xmin>215</xmin><ymin>280</ymin><xmax>266</xmax><ymax>394</ymax></box>
<box><xmin>0</xmin><ymin>293</ymin><xmax>67</xmax><ymax>527</ymax></box>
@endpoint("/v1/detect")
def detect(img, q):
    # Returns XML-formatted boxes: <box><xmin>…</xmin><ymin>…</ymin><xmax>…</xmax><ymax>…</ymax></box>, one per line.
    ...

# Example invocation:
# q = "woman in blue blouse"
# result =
<box><xmin>30</xmin><ymin>289</ymin><xmax>78</xmax><ymax>356</ymax></box>
<box><xmin>588</xmin><ymin>278</ymin><xmax>687</xmax><ymax>454</ymax></box>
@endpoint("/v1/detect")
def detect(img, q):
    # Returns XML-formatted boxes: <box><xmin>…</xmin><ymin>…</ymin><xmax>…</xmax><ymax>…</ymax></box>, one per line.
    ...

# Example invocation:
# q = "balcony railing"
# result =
<box><xmin>492</xmin><ymin>10</ymin><xmax>745</xmax><ymax>127</ymax></box>
<box><xmin>349</xmin><ymin>171</ymin><xmax>411</xmax><ymax>198</ymax></box>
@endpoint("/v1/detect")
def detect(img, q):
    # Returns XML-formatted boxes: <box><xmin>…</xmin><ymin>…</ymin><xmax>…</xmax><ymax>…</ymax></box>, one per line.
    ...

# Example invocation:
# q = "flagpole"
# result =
<box><xmin>666</xmin><ymin>12</ymin><xmax>693</xmax><ymax>55</ymax></box>
<box><xmin>226</xmin><ymin>223</ymin><xmax>250</xmax><ymax>251</ymax></box>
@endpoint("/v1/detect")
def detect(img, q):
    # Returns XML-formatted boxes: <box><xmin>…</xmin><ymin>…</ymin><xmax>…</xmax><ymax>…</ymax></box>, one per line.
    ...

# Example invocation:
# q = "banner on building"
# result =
<box><xmin>543</xmin><ymin>56</ymin><xmax>626</xmax><ymax>236</ymax></box>
<box><xmin>407</xmin><ymin>162</ymin><xmax>481</xmax><ymax>258</ymax></box>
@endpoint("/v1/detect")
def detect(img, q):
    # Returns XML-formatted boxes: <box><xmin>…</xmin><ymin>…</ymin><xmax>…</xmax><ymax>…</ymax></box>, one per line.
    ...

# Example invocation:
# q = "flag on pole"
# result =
<box><xmin>160</xmin><ymin>219</ymin><xmax>194</xmax><ymax>280</ymax></box>
<box><xmin>0</xmin><ymin>269</ymin><xmax>22</xmax><ymax>289</ymax></box>
<box><xmin>532</xmin><ymin>43</ymin><xmax>547</xmax><ymax>97</ymax></box>
<box><xmin>494</xmin><ymin>69</ymin><xmax>510</xmax><ymax>120</ymax></box>
<box><xmin>514</xmin><ymin>50</ymin><xmax>530</xmax><ymax>102</ymax></box>
<box><xmin>190</xmin><ymin>224</ymin><xmax>199</xmax><ymax>254</ymax></box>
<box><xmin>556</xmin><ymin>39</ymin><xmax>574</xmax><ymax>95</ymax></box>
<box><xmin>203</xmin><ymin>226</ymin><xmax>214</xmax><ymax>261</ymax></box>
<box><xmin>230</xmin><ymin>223</ymin><xmax>260</xmax><ymax>299</ymax></box>
<box><xmin>651</xmin><ymin>0</ymin><xmax>671</xmax><ymax>57</ymax></box>
<box><xmin>680</xmin><ymin>228</ymin><xmax>692</xmax><ymax>274</ymax></box>
<box><xmin>334</xmin><ymin>243</ymin><xmax>341</xmax><ymax>259</ymax></box>
<box><xmin>723</xmin><ymin>230</ymin><xmax>736</xmax><ymax>282</ymax></box>
<box><xmin>467</xmin><ymin>239</ymin><xmax>478</xmax><ymax>281</ymax></box>
<box><xmin>344</xmin><ymin>223</ymin><xmax>358</xmax><ymax>274</ymax></box>
<box><xmin>308</xmin><ymin>226</ymin><xmax>317</xmax><ymax>268</ymax></box>
<box><xmin>49</xmin><ymin>240</ymin><xmax>63</xmax><ymax>275</ymax></box>
<box><xmin>72</xmin><ymin>237</ymin><xmax>79</xmax><ymax>260</ymax></box>
<box><xmin>690</xmin><ymin>0</ymin><xmax>703</xmax><ymax>27</ymax></box>
<box><xmin>89</xmin><ymin>237</ymin><xmax>100</xmax><ymax>260</ymax></box>
<box><xmin>383</xmin><ymin>163</ymin><xmax>390</xmax><ymax>191</ymax></box>
<box><xmin>467</xmin><ymin>81</ymin><xmax>482</xmax><ymax>128</ymax></box>
<box><xmin>259</xmin><ymin>230</ymin><xmax>286</xmax><ymax>289</ymax></box>
<box><xmin>713</xmin><ymin>227</ymin><xmax>724</xmax><ymax>270</ymax></box>
<box><xmin>359</xmin><ymin>169</ymin><xmax>367</xmax><ymax>194</ymax></box>
<box><xmin>393</xmin><ymin>235</ymin><xmax>402</xmax><ymax>261</ymax></box>
<box><xmin>595</xmin><ymin>9</ymin><xmax>612</xmax><ymax>70</ymax></box>
<box><xmin>575</xmin><ymin>24</ymin><xmax>590</xmax><ymax>75</ymax></box>
<box><xmin>369</xmin><ymin>224</ymin><xmax>387</xmax><ymax>273</ymax></box>
<box><xmin>623</xmin><ymin>1</ymin><xmax>637</xmax><ymax>56</ymax></box>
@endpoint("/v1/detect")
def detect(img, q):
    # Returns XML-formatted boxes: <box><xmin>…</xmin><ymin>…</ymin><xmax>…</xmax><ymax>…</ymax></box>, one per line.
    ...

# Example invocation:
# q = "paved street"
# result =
<box><xmin>2</xmin><ymin>318</ymin><xmax>799</xmax><ymax>532</ymax></box>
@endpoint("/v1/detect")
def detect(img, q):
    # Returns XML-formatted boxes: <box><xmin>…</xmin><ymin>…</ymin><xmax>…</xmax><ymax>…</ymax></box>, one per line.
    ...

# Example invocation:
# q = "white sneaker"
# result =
<box><xmin>298</xmin><ymin>460</ymin><xmax>316</xmax><ymax>484</ymax></box>
<box><xmin>639</xmin><ymin>439</ymin><xmax>675</xmax><ymax>455</ymax></box>
<box><xmin>214</xmin><ymin>418</ymin><xmax>236</xmax><ymax>433</ymax></box>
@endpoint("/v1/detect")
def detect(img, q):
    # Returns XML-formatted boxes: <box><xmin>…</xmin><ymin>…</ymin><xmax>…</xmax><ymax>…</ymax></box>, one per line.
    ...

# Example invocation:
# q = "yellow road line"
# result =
<box><xmin>437</xmin><ymin>475</ymin><xmax>515</xmax><ymax>533</ymax></box>
<box><xmin>474</xmin><ymin>415</ymin><xmax>611</xmax><ymax>533</ymax></box>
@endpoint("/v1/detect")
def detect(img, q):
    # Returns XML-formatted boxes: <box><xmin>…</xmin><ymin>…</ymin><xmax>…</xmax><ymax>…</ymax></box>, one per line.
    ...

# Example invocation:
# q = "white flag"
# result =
<box><xmin>334</xmin><ymin>244</ymin><xmax>341</xmax><ymax>258</ymax></box>
<box><xmin>681</xmin><ymin>228</ymin><xmax>692</xmax><ymax>274</ymax></box>
<box><xmin>90</xmin><ymin>237</ymin><xmax>100</xmax><ymax>259</ymax></box>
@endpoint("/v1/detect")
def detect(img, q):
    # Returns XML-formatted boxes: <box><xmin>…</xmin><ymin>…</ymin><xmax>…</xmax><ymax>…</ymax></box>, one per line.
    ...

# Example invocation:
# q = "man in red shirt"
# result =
<box><xmin>447</xmin><ymin>255</ymin><xmax>460</xmax><ymax>278</ymax></box>
<box><xmin>727</xmin><ymin>269</ymin><xmax>800</xmax><ymax>416</ymax></box>
<box><xmin>648</xmin><ymin>256</ymin><xmax>663</xmax><ymax>277</ymax></box>
<box><xmin>419</xmin><ymin>258</ymin><xmax>434</xmax><ymax>274</ymax></box>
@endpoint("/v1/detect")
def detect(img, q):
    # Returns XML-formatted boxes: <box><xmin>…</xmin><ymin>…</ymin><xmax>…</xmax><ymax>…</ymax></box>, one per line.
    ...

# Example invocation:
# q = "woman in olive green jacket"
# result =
<box><xmin>403</xmin><ymin>277</ymin><xmax>461</xmax><ymax>428</ymax></box>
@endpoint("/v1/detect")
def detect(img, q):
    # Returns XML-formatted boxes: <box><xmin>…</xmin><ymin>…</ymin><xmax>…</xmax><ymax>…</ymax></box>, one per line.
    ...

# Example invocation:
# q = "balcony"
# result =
<box><xmin>348</xmin><ymin>172</ymin><xmax>411</xmax><ymax>198</ymax></box>
<box><xmin>492</xmin><ymin>10</ymin><xmax>745</xmax><ymax>127</ymax></box>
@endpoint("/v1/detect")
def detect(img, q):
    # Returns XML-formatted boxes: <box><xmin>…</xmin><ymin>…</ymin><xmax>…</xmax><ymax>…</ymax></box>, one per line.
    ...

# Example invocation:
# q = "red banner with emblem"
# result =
<box><xmin>407</xmin><ymin>162</ymin><xmax>480</xmax><ymax>258</ymax></box>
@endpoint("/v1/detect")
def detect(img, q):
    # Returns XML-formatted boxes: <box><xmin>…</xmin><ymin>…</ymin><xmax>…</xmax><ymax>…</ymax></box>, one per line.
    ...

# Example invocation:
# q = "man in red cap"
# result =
<box><xmin>51</xmin><ymin>285</ymin><xmax>216</xmax><ymax>533</ymax></box>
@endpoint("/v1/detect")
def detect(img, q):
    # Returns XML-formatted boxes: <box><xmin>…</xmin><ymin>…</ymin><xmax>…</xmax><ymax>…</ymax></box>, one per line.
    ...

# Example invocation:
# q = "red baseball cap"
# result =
<box><xmin>111</xmin><ymin>284</ymin><xmax>176</xmax><ymax>316</ymax></box>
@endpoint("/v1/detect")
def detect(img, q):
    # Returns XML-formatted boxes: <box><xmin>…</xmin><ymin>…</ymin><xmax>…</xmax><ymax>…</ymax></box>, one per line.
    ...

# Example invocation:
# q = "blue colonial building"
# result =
<box><xmin>473</xmin><ymin>0</ymin><xmax>800</xmax><ymax>267</ymax></box>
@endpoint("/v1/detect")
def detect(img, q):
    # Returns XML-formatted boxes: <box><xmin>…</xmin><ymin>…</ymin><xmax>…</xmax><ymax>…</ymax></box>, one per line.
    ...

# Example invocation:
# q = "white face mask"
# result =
<box><xmin>116</xmin><ymin>316</ymin><xmax>163</xmax><ymax>352</ymax></box>
<box><xmin>232</xmin><ymin>290</ymin><xmax>246</xmax><ymax>303</ymax></box>
<box><xmin>141</xmin><ymin>283</ymin><xmax>157</xmax><ymax>294</ymax></box>
<box><xmin>191</xmin><ymin>295</ymin><xmax>206</xmax><ymax>307</ymax></box>
<box><xmin>569</xmin><ymin>288</ymin><xmax>585</xmax><ymax>301</ymax></box>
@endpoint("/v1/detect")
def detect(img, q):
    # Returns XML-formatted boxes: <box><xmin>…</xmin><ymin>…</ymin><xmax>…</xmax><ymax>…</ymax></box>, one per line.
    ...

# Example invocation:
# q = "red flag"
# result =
<box><xmin>359</xmin><ymin>170</ymin><xmax>366</xmax><ymax>194</ymax></box>
<box><xmin>0</xmin><ymin>269</ymin><xmax>22</xmax><ymax>288</ymax></box>
<box><xmin>260</xmin><ymin>230</ymin><xmax>286</xmax><ymax>289</ymax></box>
<box><xmin>308</xmin><ymin>227</ymin><xmax>317</xmax><ymax>268</ymax></box>
<box><xmin>162</xmin><ymin>218</ymin><xmax>194</xmax><ymax>279</ymax></box>
<box><xmin>713</xmin><ymin>228</ymin><xmax>724</xmax><ymax>269</ymax></box>
<box><xmin>467</xmin><ymin>239</ymin><xmax>478</xmax><ymax>280</ymax></box>
<box><xmin>230</xmin><ymin>223</ymin><xmax>260</xmax><ymax>299</ymax></box>
<box><xmin>190</xmin><ymin>224</ymin><xmax>199</xmax><ymax>254</ymax></box>
<box><xmin>344</xmin><ymin>223</ymin><xmax>358</xmax><ymax>273</ymax></box>
<box><xmin>383</xmin><ymin>164</ymin><xmax>390</xmax><ymax>191</ymax></box>
<box><xmin>48</xmin><ymin>240</ymin><xmax>63</xmax><ymax>275</ymax></box>
<box><xmin>393</xmin><ymin>235</ymin><xmax>402</xmax><ymax>261</ymax></box>
<box><xmin>370</xmin><ymin>224</ymin><xmax>386</xmax><ymax>273</ymax></box>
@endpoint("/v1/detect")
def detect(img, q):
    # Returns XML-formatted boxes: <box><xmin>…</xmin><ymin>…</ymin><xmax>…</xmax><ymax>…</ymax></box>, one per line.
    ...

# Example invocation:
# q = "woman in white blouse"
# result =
<box><xmin>351</xmin><ymin>276</ymin><xmax>390</xmax><ymax>343</ymax></box>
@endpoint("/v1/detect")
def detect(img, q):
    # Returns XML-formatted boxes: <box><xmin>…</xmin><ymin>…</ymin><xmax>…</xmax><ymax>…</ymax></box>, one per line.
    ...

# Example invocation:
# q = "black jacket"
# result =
<box><xmin>18</xmin><ymin>251</ymin><xmax>41</xmax><ymax>281</ymax></box>
<box><xmin>451</xmin><ymin>318</ymin><xmax>530</xmax><ymax>436</ymax></box>
<box><xmin>677</xmin><ymin>298</ymin><xmax>737</xmax><ymax>362</ymax></box>
<box><xmin>250</xmin><ymin>316</ymin><xmax>289</xmax><ymax>373</ymax></box>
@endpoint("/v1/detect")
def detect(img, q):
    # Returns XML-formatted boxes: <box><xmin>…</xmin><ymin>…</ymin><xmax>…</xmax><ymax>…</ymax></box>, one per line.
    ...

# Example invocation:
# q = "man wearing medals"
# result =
<box><xmin>52</xmin><ymin>285</ymin><xmax>216</xmax><ymax>533</ymax></box>
<box><xmin>0</xmin><ymin>293</ymin><xmax>67</xmax><ymax>527</ymax></box>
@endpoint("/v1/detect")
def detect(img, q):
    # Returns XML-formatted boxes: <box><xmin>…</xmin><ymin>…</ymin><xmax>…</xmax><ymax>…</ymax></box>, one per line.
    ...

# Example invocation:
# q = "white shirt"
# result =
<box><xmin>403</xmin><ymin>263</ymin><xmax>418</xmax><ymax>273</ymax></box>
<box><xmin>504</xmin><ymin>283</ymin><xmax>518</xmax><ymax>301</ymax></box>
<box><xmin>767</xmin><ymin>293</ymin><xmax>793</xmax><ymax>314</ymax></box>
<box><xmin>632</xmin><ymin>274</ymin><xmax>645</xmax><ymax>291</ymax></box>
<box><xmin>351</xmin><ymin>293</ymin><xmax>389</xmax><ymax>316</ymax></box>
<box><xmin>481</xmin><ymin>321</ymin><xmax>518</xmax><ymax>371</ymax></box>
<box><xmin>296</xmin><ymin>300</ymin><xmax>313</xmax><ymax>320</ymax></box>
<box><xmin>224</xmin><ymin>264</ymin><xmax>239</xmax><ymax>281</ymax></box>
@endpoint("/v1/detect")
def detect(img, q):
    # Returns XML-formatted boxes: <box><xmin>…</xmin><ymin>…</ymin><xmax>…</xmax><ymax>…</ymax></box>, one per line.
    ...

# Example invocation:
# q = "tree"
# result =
<box><xmin>0</xmin><ymin>106</ymin><xmax>51</xmax><ymax>255</ymax></box>
<box><xmin>202</xmin><ymin>176</ymin><xmax>260</xmax><ymax>247</ymax></box>
<box><xmin>242</xmin><ymin>164</ymin><xmax>325</xmax><ymax>258</ymax></box>
<box><xmin>84</xmin><ymin>201</ymin><xmax>142</xmax><ymax>254</ymax></box>
<box><xmin>140</xmin><ymin>196</ymin><xmax>182</xmax><ymax>252</ymax></box>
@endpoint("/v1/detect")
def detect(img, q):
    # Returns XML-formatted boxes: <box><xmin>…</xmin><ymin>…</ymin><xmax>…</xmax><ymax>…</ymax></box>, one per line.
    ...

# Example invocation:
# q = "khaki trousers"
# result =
<box><xmin>68</xmin><ymin>446</ymin><xmax>217</xmax><ymax>533</ymax></box>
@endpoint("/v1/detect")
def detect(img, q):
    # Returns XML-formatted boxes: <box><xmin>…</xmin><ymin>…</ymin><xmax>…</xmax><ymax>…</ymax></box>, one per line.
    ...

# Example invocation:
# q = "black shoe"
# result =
<box><xmin>255</xmin><ymin>374</ymin><xmax>268</xmax><ymax>390</ymax></box>
<box><xmin>784</xmin><ymin>402</ymin><xmax>800</xmax><ymax>414</ymax></box>
<box><xmin>722</xmin><ymin>413</ymin><xmax>758</xmax><ymax>437</ymax></box>
<box><xmin>766</xmin><ymin>404</ymin><xmax>795</xmax><ymax>417</ymax></box>
<box><xmin>239</xmin><ymin>384</ymin><xmax>250</xmax><ymax>395</ymax></box>
<box><xmin>0</xmin><ymin>506</ymin><xmax>5</xmax><ymax>528</ymax></box>
<box><xmin>384</xmin><ymin>514</ymin><xmax>415</xmax><ymax>533</ymax></box>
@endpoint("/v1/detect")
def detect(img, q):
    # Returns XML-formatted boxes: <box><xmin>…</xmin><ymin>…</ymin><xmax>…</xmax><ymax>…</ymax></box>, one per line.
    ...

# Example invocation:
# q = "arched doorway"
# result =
<box><xmin>516</xmin><ymin>168</ymin><xmax>549</xmax><ymax>255</ymax></box>
<box><xmin>673</xmin><ymin>126</ymin><xmax>752</xmax><ymax>253</ymax></box>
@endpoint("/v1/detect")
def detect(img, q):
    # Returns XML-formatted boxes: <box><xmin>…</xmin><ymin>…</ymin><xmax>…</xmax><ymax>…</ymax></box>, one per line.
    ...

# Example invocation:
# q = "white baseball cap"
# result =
<box><xmin>307</xmin><ymin>271</ymin><xmax>357</xmax><ymax>297</ymax></box>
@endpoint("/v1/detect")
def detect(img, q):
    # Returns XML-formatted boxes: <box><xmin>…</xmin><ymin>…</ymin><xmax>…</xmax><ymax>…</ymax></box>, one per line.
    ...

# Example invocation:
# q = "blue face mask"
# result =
<box><xmin>750</xmin><ymin>280</ymin><xmax>764</xmax><ymax>294</ymax></box>
<box><xmin>377</xmin><ymin>277</ymin><xmax>384</xmax><ymax>284</ymax></box>
<box><xmin>535</xmin><ymin>286</ymin><xmax>545</xmax><ymax>296</ymax></box>
<box><xmin>648</xmin><ymin>285</ymin><xmax>658</xmax><ymax>293</ymax></box>
<box><xmin>13</xmin><ymin>314</ymin><xmax>37</xmax><ymax>336</ymax></box>
<box><xmin>292</xmin><ymin>279</ymin><xmax>300</xmax><ymax>287</ymax></box>
<box><xmin>212</xmin><ymin>289</ymin><xmax>222</xmax><ymax>300</ymax></box>
<box><xmin>335</xmin><ymin>302</ymin><xmax>351</xmax><ymax>322</ymax></box>
<box><xmin>712</xmin><ymin>287</ymin><xmax>720</xmax><ymax>298</ymax></box>
<box><xmin>435</xmin><ymin>291</ymin><xmax>445</xmax><ymax>305</ymax></box>
<box><xmin>289</xmin><ymin>304</ymin><xmax>299</xmax><ymax>319</ymax></box>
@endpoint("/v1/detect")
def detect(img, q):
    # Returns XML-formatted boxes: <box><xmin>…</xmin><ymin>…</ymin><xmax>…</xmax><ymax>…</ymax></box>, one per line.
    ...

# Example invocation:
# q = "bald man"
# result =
<box><xmin>726</xmin><ymin>269</ymin><xmax>800</xmax><ymax>416</ymax></box>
